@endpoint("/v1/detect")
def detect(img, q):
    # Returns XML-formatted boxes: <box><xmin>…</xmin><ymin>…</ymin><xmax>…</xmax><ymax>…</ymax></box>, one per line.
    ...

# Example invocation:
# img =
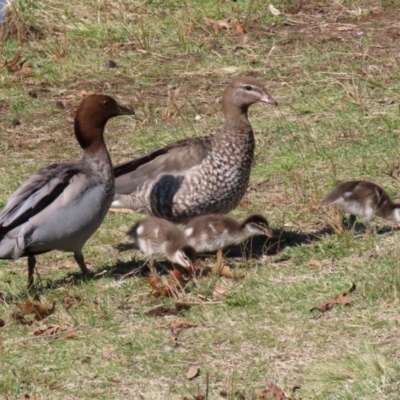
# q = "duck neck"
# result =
<box><xmin>222</xmin><ymin>104</ymin><xmax>250</xmax><ymax>122</ymax></box>
<box><xmin>74</xmin><ymin>118</ymin><xmax>107</xmax><ymax>154</ymax></box>
<box><xmin>75</xmin><ymin>121</ymin><xmax>113</xmax><ymax>190</ymax></box>
<box><xmin>238</xmin><ymin>226</ymin><xmax>254</xmax><ymax>241</ymax></box>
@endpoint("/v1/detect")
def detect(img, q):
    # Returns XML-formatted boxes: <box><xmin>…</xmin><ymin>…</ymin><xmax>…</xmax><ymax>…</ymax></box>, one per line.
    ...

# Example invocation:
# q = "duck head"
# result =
<box><xmin>171</xmin><ymin>245</ymin><xmax>197</xmax><ymax>268</ymax></box>
<box><xmin>223</xmin><ymin>76</ymin><xmax>277</xmax><ymax>117</ymax></box>
<box><xmin>74</xmin><ymin>94</ymin><xmax>134</xmax><ymax>150</ymax></box>
<box><xmin>242</xmin><ymin>214</ymin><xmax>274</xmax><ymax>238</ymax></box>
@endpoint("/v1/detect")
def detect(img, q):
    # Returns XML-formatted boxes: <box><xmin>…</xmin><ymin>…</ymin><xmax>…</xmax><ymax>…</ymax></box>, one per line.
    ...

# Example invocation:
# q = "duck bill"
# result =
<box><xmin>118</xmin><ymin>104</ymin><xmax>135</xmax><ymax>115</ymax></box>
<box><xmin>266</xmin><ymin>229</ymin><xmax>274</xmax><ymax>238</ymax></box>
<box><xmin>260</xmin><ymin>93</ymin><xmax>278</xmax><ymax>106</ymax></box>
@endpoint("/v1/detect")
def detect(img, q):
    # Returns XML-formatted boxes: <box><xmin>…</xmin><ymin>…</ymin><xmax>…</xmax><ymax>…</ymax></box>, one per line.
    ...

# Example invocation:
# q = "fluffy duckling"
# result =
<box><xmin>323</xmin><ymin>180</ymin><xmax>400</xmax><ymax>228</ymax></box>
<box><xmin>128</xmin><ymin>217</ymin><xmax>196</xmax><ymax>269</ymax></box>
<box><xmin>0</xmin><ymin>95</ymin><xmax>134</xmax><ymax>287</ymax></box>
<box><xmin>112</xmin><ymin>76</ymin><xmax>277</xmax><ymax>223</ymax></box>
<box><xmin>183</xmin><ymin>214</ymin><xmax>273</xmax><ymax>253</ymax></box>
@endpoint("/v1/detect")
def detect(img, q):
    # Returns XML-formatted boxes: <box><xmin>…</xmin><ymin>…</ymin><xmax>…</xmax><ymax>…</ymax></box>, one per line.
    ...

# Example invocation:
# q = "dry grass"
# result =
<box><xmin>1</xmin><ymin>0</ymin><xmax>400</xmax><ymax>399</ymax></box>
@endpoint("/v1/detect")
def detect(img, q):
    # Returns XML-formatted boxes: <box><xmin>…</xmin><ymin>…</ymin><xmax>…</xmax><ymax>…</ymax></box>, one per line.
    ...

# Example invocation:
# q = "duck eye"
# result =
<box><xmin>245</xmin><ymin>85</ymin><xmax>252</xmax><ymax>91</ymax></box>
<box><xmin>102</xmin><ymin>100</ymin><xmax>110</xmax><ymax>107</ymax></box>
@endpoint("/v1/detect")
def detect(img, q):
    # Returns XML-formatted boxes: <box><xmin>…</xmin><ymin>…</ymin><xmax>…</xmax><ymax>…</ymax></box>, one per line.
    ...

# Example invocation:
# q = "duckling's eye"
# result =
<box><xmin>102</xmin><ymin>100</ymin><xmax>110</xmax><ymax>108</ymax></box>
<box><xmin>245</xmin><ymin>85</ymin><xmax>252</xmax><ymax>91</ymax></box>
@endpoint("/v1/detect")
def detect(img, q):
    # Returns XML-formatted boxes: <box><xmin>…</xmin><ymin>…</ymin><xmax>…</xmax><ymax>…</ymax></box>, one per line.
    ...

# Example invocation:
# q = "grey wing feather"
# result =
<box><xmin>114</xmin><ymin>136</ymin><xmax>213</xmax><ymax>194</ymax></box>
<box><xmin>0</xmin><ymin>163</ymin><xmax>83</xmax><ymax>234</ymax></box>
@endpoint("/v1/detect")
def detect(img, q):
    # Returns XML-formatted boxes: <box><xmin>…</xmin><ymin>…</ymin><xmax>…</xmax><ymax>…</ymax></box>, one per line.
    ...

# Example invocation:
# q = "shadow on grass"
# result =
<box><xmin>215</xmin><ymin>226</ymin><xmax>334</xmax><ymax>261</ymax></box>
<box><xmin>2</xmin><ymin>223</ymin><xmax>396</xmax><ymax>301</ymax></box>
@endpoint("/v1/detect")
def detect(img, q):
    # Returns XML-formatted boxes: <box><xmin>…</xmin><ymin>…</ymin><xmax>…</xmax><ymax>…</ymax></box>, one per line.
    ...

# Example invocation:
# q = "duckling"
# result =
<box><xmin>183</xmin><ymin>214</ymin><xmax>273</xmax><ymax>253</ymax></box>
<box><xmin>323</xmin><ymin>180</ymin><xmax>400</xmax><ymax>228</ymax></box>
<box><xmin>0</xmin><ymin>95</ymin><xmax>134</xmax><ymax>287</ymax></box>
<box><xmin>112</xmin><ymin>76</ymin><xmax>277</xmax><ymax>223</ymax></box>
<box><xmin>128</xmin><ymin>217</ymin><xmax>196</xmax><ymax>270</ymax></box>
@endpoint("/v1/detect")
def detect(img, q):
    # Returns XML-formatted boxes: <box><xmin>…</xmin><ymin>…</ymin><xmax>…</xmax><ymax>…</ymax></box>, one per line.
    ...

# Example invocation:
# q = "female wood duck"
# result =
<box><xmin>183</xmin><ymin>214</ymin><xmax>273</xmax><ymax>253</ymax></box>
<box><xmin>111</xmin><ymin>76</ymin><xmax>277</xmax><ymax>223</ymax></box>
<box><xmin>323</xmin><ymin>180</ymin><xmax>400</xmax><ymax>228</ymax></box>
<box><xmin>128</xmin><ymin>216</ymin><xmax>196</xmax><ymax>269</ymax></box>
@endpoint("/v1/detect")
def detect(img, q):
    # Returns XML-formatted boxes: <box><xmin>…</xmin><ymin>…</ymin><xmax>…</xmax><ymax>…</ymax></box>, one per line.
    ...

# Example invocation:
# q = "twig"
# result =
<box><xmin>5</xmin><ymin>328</ymin><xmax>79</xmax><ymax>345</ymax></box>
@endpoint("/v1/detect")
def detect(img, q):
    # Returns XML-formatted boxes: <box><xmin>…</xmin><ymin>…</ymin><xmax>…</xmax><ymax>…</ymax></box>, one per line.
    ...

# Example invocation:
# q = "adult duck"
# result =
<box><xmin>0</xmin><ymin>95</ymin><xmax>134</xmax><ymax>287</ymax></box>
<box><xmin>112</xmin><ymin>76</ymin><xmax>277</xmax><ymax>223</ymax></box>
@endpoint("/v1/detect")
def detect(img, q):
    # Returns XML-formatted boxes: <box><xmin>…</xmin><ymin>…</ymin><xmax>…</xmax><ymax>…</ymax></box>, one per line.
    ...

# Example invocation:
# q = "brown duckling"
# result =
<box><xmin>128</xmin><ymin>216</ymin><xmax>196</xmax><ymax>269</ymax></box>
<box><xmin>183</xmin><ymin>214</ymin><xmax>273</xmax><ymax>253</ymax></box>
<box><xmin>323</xmin><ymin>180</ymin><xmax>400</xmax><ymax>228</ymax></box>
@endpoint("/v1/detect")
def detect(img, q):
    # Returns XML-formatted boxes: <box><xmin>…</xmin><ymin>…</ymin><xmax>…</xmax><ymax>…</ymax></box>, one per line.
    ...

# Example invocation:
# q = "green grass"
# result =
<box><xmin>1</xmin><ymin>0</ymin><xmax>400</xmax><ymax>398</ymax></box>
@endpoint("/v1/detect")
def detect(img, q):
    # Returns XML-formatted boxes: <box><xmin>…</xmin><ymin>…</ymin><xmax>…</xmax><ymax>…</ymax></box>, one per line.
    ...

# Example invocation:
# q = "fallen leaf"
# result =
<box><xmin>79</xmin><ymin>90</ymin><xmax>90</xmax><ymax>97</ymax></box>
<box><xmin>215</xmin><ymin>19</ymin><xmax>231</xmax><ymax>30</ymax></box>
<box><xmin>308</xmin><ymin>259</ymin><xmax>323</xmax><ymax>268</ymax></box>
<box><xmin>0</xmin><ymin>318</ymin><xmax>4</xmax><ymax>328</ymax></box>
<box><xmin>203</xmin><ymin>17</ymin><xmax>231</xmax><ymax>33</ymax></box>
<box><xmin>170</xmin><ymin>268</ymin><xmax>191</xmax><ymax>284</ymax></box>
<box><xmin>63</xmin><ymin>331</ymin><xmax>76</xmax><ymax>339</ymax></box>
<box><xmin>268</xmin><ymin>4</ymin><xmax>281</xmax><ymax>16</ymax></box>
<box><xmin>147</xmin><ymin>274</ymin><xmax>187</xmax><ymax>297</ymax></box>
<box><xmin>145</xmin><ymin>303</ymin><xmax>191</xmax><ymax>317</ymax></box>
<box><xmin>310</xmin><ymin>283</ymin><xmax>356</xmax><ymax>313</ymax></box>
<box><xmin>240</xmin><ymin>200</ymin><xmax>252</xmax><ymax>208</ymax></box>
<box><xmin>236</xmin><ymin>22</ymin><xmax>245</xmax><ymax>34</ymax></box>
<box><xmin>62</xmin><ymin>260</ymin><xmax>77</xmax><ymax>269</ymax></box>
<box><xmin>32</xmin><ymin>325</ymin><xmax>75</xmax><ymax>339</ymax></box>
<box><xmin>19</xmin><ymin>394</ymin><xmax>42</xmax><ymax>400</ymax></box>
<box><xmin>187</xmin><ymin>364</ymin><xmax>200</xmax><ymax>380</ymax></box>
<box><xmin>148</xmin><ymin>275</ymin><xmax>162</xmax><ymax>290</ymax></box>
<box><xmin>15</xmin><ymin>294</ymin><xmax>56</xmax><ymax>321</ymax></box>
<box><xmin>255</xmin><ymin>382</ymin><xmax>291</xmax><ymax>399</ymax></box>
<box><xmin>14</xmin><ymin>63</ymin><xmax>34</xmax><ymax>77</ymax></box>
<box><xmin>213</xmin><ymin>285</ymin><xmax>229</xmax><ymax>297</ymax></box>
<box><xmin>157</xmin><ymin>319</ymin><xmax>198</xmax><ymax>336</ymax></box>
<box><xmin>63</xmin><ymin>295</ymin><xmax>82</xmax><ymax>309</ymax></box>
<box><xmin>170</xmin><ymin>320</ymin><xmax>198</xmax><ymax>330</ymax></box>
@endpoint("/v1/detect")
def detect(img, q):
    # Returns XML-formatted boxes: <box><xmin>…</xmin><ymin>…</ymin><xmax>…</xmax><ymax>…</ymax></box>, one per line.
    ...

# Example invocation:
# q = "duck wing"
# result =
<box><xmin>0</xmin><ymin>162</ymin><xmax>88</xmax><ymax>236</ymax></box>
<box><xmin>114</xmin><ymin>135</ymin><xmax>213</xmax><ymax>194</ymax></box>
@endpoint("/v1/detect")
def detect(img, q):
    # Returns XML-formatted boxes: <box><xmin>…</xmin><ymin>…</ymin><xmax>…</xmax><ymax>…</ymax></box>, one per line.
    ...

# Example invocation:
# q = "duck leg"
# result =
<box><xmin>74</xmin><ymin>250</ymin><xmax>91</xmax><ymax>276</ymax></box>
<box><xmin>349</xmin><ymin>215</ymin><xmax>356</xmax><ymax>230</ymax></box>
<box><xmin>214</xmin><ymin>249</ymin><xmax>224</xmax><ymax>274</ymax></box>
<box><xmin>27</xmin><ymin>255</ymin><xmax>36</xmax><ymax>288</ymax></box>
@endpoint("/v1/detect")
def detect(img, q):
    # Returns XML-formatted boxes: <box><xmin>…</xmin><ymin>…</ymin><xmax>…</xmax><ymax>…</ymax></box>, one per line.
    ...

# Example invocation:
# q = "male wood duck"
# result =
<box><xmin>0</xmin><ymin>95</ymin><xmax>133</xmax><ymax>287</ymax></box>
<box><xmin>111</xmin><ymin>76</ymin><xmax>277</xmax><ymax>223</ymax></box>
